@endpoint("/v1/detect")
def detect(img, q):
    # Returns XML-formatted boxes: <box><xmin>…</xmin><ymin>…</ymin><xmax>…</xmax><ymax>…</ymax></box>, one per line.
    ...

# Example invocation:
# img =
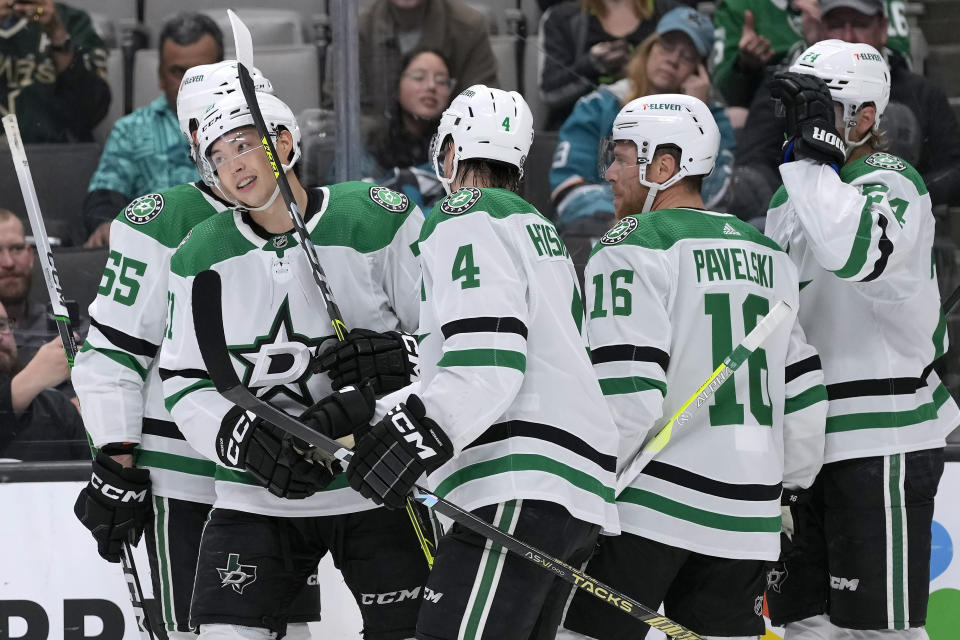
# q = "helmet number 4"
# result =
<box><xmin>501</xmin><ymin>117</ymin><xmax>510</xmax><ymax>131</ymax></box>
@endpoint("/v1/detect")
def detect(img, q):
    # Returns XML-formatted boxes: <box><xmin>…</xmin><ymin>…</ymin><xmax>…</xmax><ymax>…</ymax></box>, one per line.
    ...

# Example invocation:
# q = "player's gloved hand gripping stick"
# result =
<box><xmin>225</xmin><ymin>10</ymin><xmax>434</xmax><ymax>568</ymax></box>
<box><xmin>193</xmin><ymin>267</ymin><xmax>706</xmax><ymax>640</ymax></box>
<box><xmin>2</xmin><ymin>114</ymin><xmax>157</xmax><ymax>640</ymax></box>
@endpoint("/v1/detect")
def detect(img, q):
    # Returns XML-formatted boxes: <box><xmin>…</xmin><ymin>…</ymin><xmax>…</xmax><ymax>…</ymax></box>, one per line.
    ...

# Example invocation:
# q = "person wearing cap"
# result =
<box><xmin>550</xmin><ymin>7</ymin><xmax>736</xmax><ymax>237</ymax></box>
<box><xmin>728</xmin><ymin>0</ymin><xmax>960</xmax><ymax>222</ymax></box>
<box><xmin>556</xmin><ymin>91</ymin><xmax>826</xmax><ymax>640</ymax></box>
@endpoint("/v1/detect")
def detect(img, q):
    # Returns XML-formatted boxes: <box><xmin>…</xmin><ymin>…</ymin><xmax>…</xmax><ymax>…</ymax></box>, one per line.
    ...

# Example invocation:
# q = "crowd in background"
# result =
<box><xmin>0</xmin><ymin>0</ymin><xmax>959</xmax><ymax>460</ymax></box>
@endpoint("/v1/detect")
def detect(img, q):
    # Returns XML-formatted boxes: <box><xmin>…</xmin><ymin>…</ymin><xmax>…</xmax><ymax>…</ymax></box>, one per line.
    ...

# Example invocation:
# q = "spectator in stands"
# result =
<box><xmin>727</xmin><ymin>0</ymin><xmax>960</xmax><ymax>222</ymax></box>
<box><xmin>538</xmin><ymin>0</ymin><xmax>679</xmax><ymax>130</ymax></box>
<box><xmin>0</xmin><ymin>301</ymin><xmax>86</xmax><ymax>462</ymax></box>
<box><xmin>550</xmin><ymin>7</ymin><xmax>735</xmax><ymax>235</ymax></box>
<box><xmin>359</xmin><ymin>0</ymin><xmax>497</xmax><ymax>124</ymax></box>
<box><xmin>712</xmin><ymin>0</ymin><xmax>911</xmax><ymax>109</ymax></box>
<box><xmin>0</xmin><ymin>210</ymin><xmax>46</xmax><ymax>365</ymax></box>
<box><xmin>0</xmin><ymin>0</ymin><xmax>109</xmax><ymax>143</ymax></box>
<box><xmin>82</xmin><ymin>12</ymin><xmax>223</xmax><ymax>248</ymax></box>
<box><xmin>359</xmin><ymin>47</ymin><xmax>454</xmax><ymax>210</ymax></box>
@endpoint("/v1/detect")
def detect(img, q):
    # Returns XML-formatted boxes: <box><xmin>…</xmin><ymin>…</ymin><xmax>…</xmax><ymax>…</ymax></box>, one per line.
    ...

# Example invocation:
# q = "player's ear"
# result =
<box><xmin>277</xmin><ymin>129</ymin><xmax>294</xmax><ymax>165</ymax></box>
<box><xmin>857</xmin><ymin>105</ymin><xmax>877</xmax><ymax>137</ymax></box>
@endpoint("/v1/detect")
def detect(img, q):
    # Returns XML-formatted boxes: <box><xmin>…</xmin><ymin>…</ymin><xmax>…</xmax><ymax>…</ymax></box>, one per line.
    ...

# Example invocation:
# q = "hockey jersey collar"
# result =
<box><xmin>235</xmin><ymin>187</ymin><xmax>326</xmax><ymax>244</ymax></box>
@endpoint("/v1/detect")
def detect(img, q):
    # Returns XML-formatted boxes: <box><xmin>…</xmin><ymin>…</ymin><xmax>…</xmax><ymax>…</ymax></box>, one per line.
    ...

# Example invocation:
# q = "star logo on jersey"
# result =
<box><xmin>227</xmin><ymin>296</ymin><xmax>328</xmax><ymax>407</ymax></box>
<box><xmin>766</xmin><ymin>564</ymin><xmax>789</xmax><ymax>594</ymax></box>
<box><xmin>124</xmin><ymin>194</ymin><xmax>164</xmax><ymax>225</ymax></box>
<box><xmin>440</xmin><ymin>187</ymin><xmax>482</xmax><ymax>215</ymax></box>
<box><xmin>865</xmin><ymin>152</ymin><xmax>906</xmax><ymax>172</ymax></box>
<box><xmin>370</xmin><ymin>186</ymin><xmax>409</xmax><ymax>213</ymax></box>
<box><xmin>600</xmin><ymin>216</ymin><xmax>638</xmax><ymax>245</ymax></box>
<box><xmin>218</xmin><ymin>553</ymin><xmax>257</xmax><ymax>594</ymax></box>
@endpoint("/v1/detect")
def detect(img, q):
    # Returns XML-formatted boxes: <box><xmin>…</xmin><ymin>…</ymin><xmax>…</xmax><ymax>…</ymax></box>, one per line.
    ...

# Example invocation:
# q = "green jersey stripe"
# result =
<box><xmin>618</xmin><ymin>488</ymin><xmax>782</xmax><ymax>533</ymax></box>
<box><xmin>163</xmin><ymin>379</ymin><xmax>215</xmax><ymax>412</ymax></box>
<box><xmin>437</xmin><ymin>348</ymin><xmax>526</xmax><ymax>372</ymax></box>
<box><xmin>932</xmin><ymin>311</ymin><xmax>947</xmax><ymax>360</ymax></box>
<box><xmin>599</xmin><ymin>376</ymin><xmax>666</xmax><ymax>397</ymax></box>
<box><xmin>214</xmin><ymin>466</ymin><xmax>350</xmax><ymax>492</ymax></box>
<box><xmin>136</xmin><ymin>450</ymin><xmax>217</xmax><ymax>477</ymax></box>
<box><xmin>825</xmin><ymin>383</ymin><xmax>952</xmax><ymax>433</ymax></box>
<box><xmin>785</xmin><ymin>384</ymin><xmax>827</xmax><ymax>414</ymax></box>
<box><xmin>433</xmin><ymin>453</ymin><xmax>615</xmax><ymax>503</ymax></box>
<box><xmin>80</xmin><ymin>344</ymin><xmax>148</xmax><ymax>380</ymax></box>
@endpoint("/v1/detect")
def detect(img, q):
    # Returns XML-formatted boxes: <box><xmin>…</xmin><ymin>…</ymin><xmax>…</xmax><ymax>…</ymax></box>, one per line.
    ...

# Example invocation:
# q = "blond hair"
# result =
<box><xmin>582</xmin><ymin>0</ymin><xmax>655</xmax><ymax>21</ymax></box>
<box><xmin>623</xmin><ymin>33</ymin><xmax>660</xmax><ymax>104</ymax></box>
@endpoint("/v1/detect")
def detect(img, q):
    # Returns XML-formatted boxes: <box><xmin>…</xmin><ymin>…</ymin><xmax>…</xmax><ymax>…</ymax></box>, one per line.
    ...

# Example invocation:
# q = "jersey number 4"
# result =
<box><xmin>706</xmin><ymin>292</ymin><xmax>772</xmax><ymax>427</ymax></box>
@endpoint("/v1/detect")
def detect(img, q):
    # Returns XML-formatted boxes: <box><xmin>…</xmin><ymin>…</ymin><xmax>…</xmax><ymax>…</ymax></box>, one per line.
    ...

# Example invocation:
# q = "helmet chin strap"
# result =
<box><xmin>842</xmin><ymin>122</ymin><xmax>872</xmax><ymax>159</ymax></box>
<box><xmin>437</xmin><ymin>156</ymin><xmax>458</xmax><ymax>196</ymax></box>
<box><xmin>637</xmin><ymin>165</ymin><xmax>688</xmax><ymax>214</ymax></box>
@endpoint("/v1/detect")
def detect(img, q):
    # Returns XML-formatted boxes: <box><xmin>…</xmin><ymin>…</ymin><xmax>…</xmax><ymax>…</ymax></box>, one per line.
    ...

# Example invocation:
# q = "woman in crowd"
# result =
<box><xmin>549</xmin><ymin>7</ymin><xmax>737</xmax><ymax>235</ymax></box>
<box><xmin>539</xmin><ymin>0</ymin><xmax>678</xmax><ymax>130</ymax></box>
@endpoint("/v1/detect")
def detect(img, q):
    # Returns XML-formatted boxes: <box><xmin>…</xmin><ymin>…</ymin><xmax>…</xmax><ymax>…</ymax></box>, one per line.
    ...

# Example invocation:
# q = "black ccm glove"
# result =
<box><xmin>770</xmin><ymin>71</ymin><xmax>846</xmax><ymax>169</ymax></box>
<box><xmin>216</xmin><ymin>385</ymin><xmax>376</xmax><ymax>499</ymax></box>
<box><xmin>74</xmin><ymin>447</ymin><xmax>152</xmax><ymax>563</ymax></box>
<box><xmin>316</xmin><ymin>329</ymin><xmax>419</xmax><ymax>395</ymax></box>
<box><xmin>347</xmin><ymin>394</ymin><xmax>453</xmax><ymax>510</ymax></box>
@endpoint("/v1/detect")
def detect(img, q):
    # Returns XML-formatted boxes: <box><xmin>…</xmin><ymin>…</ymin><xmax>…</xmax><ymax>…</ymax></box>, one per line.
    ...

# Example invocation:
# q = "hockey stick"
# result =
<box><xmin>2</xmin><ymin>114</ymin><xmax>157</xmax><ymax>640</ymax></box>
<box><xmin>192</xmin><ymin>268</ymin><xmax>704</xmax><ymax>640</ymax></box>
<box><xmin>225</xmin><ymin>9</ymin><xmax>435</xmax><ymax>569</ymax></box>
<box><xmin>943</xmin><ymin>284</ymin><xmax>960</xmax><ymax>317</ymax></box>
<box><xmin>616</xmin><ymin>300</ymin><xmax>793</xmax><ymax>495</ymax></box>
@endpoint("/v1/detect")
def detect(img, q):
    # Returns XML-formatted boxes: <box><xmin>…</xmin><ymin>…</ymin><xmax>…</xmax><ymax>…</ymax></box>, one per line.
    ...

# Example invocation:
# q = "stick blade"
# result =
<box><xmin>227</xmin><ymin>9</ymin><xmax>254</xmax><ymax>70</ymax></box>
<box><xmin>192</xmin><ymin>269</ymin><xmax>241</xmax><ymax>393</ymax></box>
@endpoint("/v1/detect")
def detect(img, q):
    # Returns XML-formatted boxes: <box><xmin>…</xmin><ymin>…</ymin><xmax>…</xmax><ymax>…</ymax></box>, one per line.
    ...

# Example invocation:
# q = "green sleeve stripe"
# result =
<box><xmin>599</xmin><ymin>376</ymin><xmax>666</xmax><ymax>397</ymax></box>
<box><xmin>768</xmin><ymin>185</ymin><xmax>789</xmax><ymax>209</ymax></box>
<box><xmin>437</xmin><ymin>348</ymin><xmax>526</xmax><ymax>372</ymax></box>
<box><xmin>832</xmin><ymin>198</ymin><xmax>874</xmax><ymax>279</ymax></box>
<box><xmin>932</xmin><ymin>311</ymin><xmax>947</xmax><ymax>360</ymax></box>
<box><xmin>79</xmin><ymin>344</ymin><xmax>148</xmax><ymax>380</ymax></box>
<box><xmin>785</xmin><ymin>384</ymin><xmax>827</xmax><ymax>414</ymax></box>
<box><xmin>826</xmin><ymin>384</ymin><xmax>952</xmax><ymax>433</ymax></box>
<box><xmin>618</xmin><ymin>488</ymin><xmax>782</xmax><ymax>533</ymax></box>
<box><xmin>164</xmin><ymin>379</ymin><xmax>215</xmax><ymax>412</ymax></box>
<box><xmin>135</xmin><ymin>450</ymin><xmax>217</xmax><ymax>477</ymax></box>
<box><xmin>433</xmin><ymin>453</ymin><xmax>615</xmax><ymax>503</ymax></box>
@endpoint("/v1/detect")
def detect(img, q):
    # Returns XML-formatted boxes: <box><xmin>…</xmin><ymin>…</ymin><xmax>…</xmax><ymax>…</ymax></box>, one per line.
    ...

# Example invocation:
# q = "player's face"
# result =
<box><xmin>604</xmin><ymin>141</ymin><xmax>648</xmax><ymax>219</ymax></box>
<box><xmin>160</xmin><ymin>34</ymin><xmax>221</xmax><ymax>111</ymax></box>
<box><xmin>822</xmin><ymin>9</ymin><xmax>888</xmax><ymax>50</ymax></box>
<box><xmin>646</xmin><ymin>32</ymin><xmax>699</xmax><ymax>93</ymax></box>
<box><xmin>398</xmin><ymin>52</ymin><xmax>453</xmax><ymax>122</ymax></box>
<box><xmin>209</xmin><ymin>126</ymin><xmax>277</xmax><ymax>208</ymax></box>
<box><xmin>0</xmin><ymin>303</ymin><xmax>16</xmax><ymax>375</ymax></box>
<box><xmin>0</xmin><ymin>218</ymin><xmax>33</xmax><ymax>304</ymax></box>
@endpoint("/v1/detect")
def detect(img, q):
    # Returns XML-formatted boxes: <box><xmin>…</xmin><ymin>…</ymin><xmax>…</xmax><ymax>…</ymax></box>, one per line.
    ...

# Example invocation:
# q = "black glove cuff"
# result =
<box><xmin>781</xmin><ymin>486</ymin><xmax>811</xmax><ymax>506</ymax></box>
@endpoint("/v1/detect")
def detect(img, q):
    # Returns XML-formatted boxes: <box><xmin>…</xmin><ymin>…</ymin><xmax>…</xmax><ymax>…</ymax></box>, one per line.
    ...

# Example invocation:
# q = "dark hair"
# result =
<box><xmin>367</xmin><ymin>47</ymin><xmax>452</xmax><ymax>170</ymax></box>
<box><xmin>456</xmin><ymin>158</ymin><xmax>523</xmax><ymax>194</ymax></box>
<box><xmin>654</xmin><ymin>144</ymin><xmax>703</xmax><ymax>193</ymax></box>
<box><xmin>158</xmin><ymin>12</ymin><xmax>225</xmax><ymax>60</ymax></box>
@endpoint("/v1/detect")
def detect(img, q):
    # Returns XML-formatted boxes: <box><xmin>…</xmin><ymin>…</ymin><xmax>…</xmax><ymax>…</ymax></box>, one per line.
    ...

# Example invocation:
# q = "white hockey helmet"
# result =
<box><xmin>430</xmin><ymin>84</ymin><xmax>534</xmax><ymax>195</ymax></box>
<box><xmin>177</xmin><ymin>61</ymin><xmax>273</xmax><ymax>164</ymax></box>
<box><xmin>789</xmin><ymin>39</ymin><xmax>891</xmax><ymax>150</ymax></box>
<box><xmin>605</xmin><ymin>93</ymin><xmax>720</xmax><ymax>213</ymax></box>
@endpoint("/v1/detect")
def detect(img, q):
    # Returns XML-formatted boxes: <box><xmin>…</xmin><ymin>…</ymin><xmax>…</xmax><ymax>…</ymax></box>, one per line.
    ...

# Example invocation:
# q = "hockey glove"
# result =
<box><xmin>73</xmin><ymin>447</ymin><xmax>152</xmax><ymax>563</ymax></box>
<box><xmin>780</xmin><ymin>487</ymin><xmax>812</xmax><ymax>557</ymax></box>
<box><xmin>769</xmin><ymin>71</ymin><xmax>846</xmax><ymax>169</ymax></box>
<box><xmin>301</xmin><ymin>382</ymin><xmax>376</xmax><ymax>441</ymax></box>
<box><xmin>346</xmin><ymin>395</ymin><xmax>453</xmax><ymax>510</ymax></box>
<box><xmin>315</xmin><ymin>329</ymin><xmax>419</xmax><ymax>395</ymax></box>
<box><xmin>217</xmin><ymin>406</ymin><xmax>336</xmax><ymax>500</ymax></box>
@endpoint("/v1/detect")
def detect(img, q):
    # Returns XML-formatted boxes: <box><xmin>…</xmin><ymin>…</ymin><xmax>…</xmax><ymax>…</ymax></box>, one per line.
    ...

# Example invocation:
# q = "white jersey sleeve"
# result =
<box><xmin>782</xmin><ymin>317</ymin><xmax>827</xmax><ymax>491</ymax></box>
<box><xmin>377</xmin><ymin>205</ymin><xmax>424</xmax><ymax>333</ymax></box>
<box><xmin>417</xmin><ymin>211</ymin><xmax>529</xmax><ymax>453</ymax></box>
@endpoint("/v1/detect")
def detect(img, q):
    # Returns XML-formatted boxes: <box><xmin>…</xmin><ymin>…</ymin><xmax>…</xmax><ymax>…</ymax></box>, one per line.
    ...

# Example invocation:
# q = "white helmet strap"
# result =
<box><xmin>637</xmin><ymin>162</ymin><xmax>689</xmax><ymax>214</ymax></box>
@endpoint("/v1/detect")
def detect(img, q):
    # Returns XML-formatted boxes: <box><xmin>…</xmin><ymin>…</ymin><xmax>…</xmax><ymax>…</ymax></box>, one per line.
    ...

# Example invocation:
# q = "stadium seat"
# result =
<box><xmin>88</xmin><ymin>12</ymin><xmax>117</xmax><ymax>49</ymax></box>
<box><xmin>144</xmin><ymin>0</ymin><xmax>321</xmax><ymax>34</ymax></box>
<box><xmin>27</xmin><ymin>247</ymin><xmax>109</xmax><ymax>324</ymax></box>
<box><xmin>93</xmin><ymin>49</ymin><xmax>124</xmax><ymax>145</ymax></box>
<box><xmin>199</xmin><ymin>8</ymin><xmax>304</xmax><ymax>47</ymax></box>
<box><xmin>0</xmin><ymin>143</ymin><xmax>101</xmax><ymax>247</ymax></box>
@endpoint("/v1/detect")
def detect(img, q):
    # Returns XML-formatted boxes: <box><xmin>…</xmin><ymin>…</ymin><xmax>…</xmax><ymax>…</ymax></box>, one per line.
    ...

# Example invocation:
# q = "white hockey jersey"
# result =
<box><xmin>766</xmin><ymin>154</ymin><xmax>960</xmax><ymax>464</ymax></box>
<box><xmin>403</xmin><ymin>187</ymin><xmax>620</xmax><ymax>534</ymax></box>
<box><xmin>158</xmin><ymin>182</ymin><xmax>423</xmax><ymax>517</ymax></box>
<box><xmin>74</xmin><ymin>183</ymin><xmax>230</xmax><ymax>504</ymax></box>
<box><xmin>587</xmin><ymin>208</ymin><xmax>827</xmax><ymax>560</ymax></box>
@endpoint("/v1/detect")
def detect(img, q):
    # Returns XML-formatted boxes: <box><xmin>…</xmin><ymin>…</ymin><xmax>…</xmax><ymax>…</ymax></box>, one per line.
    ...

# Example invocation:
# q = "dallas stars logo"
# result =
<box><xmin>228</xmin><ymin>296</ymin><xmax>328</xmax><ymax>406</ymax></box>
<box><xmin>124</xmin><ymin>194</ymin><xmax>164</xmax><ymax>225</ymax></box>
<box><xmin>370</xmin><ymin>186</ymin><xmax>409</xmax><ymax>213</ymax></box>
<box><xmin>440</xmin><ymin>187</ymin><xmax>482</xmax><ymax>215</ymax></box>
<box><xmin>218</xmin><ymin>553</ymin><xmax>257</xmax><ymax>594</ymax></box>
<box><xmin>600</xmin><ymin>216</ymin><xmax>638</xmax><ymax>245</ymax></box>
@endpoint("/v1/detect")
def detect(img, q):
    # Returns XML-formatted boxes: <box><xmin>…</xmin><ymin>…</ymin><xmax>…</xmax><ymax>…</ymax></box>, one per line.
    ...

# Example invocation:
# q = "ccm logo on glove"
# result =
<box><xmin>389</xmin><ymin>408</ymin><xmax>437</xmax><ymax>459</ymax></box>
<box><xmin>90</xmin><ymin>473</ymin><xmax>148</xmax><ymax>503</ymax></box>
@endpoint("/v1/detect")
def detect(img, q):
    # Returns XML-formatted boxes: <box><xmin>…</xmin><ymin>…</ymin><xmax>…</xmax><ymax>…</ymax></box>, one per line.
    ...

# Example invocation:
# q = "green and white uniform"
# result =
<box><xmin>74</xmin><ymin>183</ymin><xmax>228</xmax><ymax>503</ymax></box>
<box><xmin>383</xmin><ymin>187</ymin><xmax>620</xmax><ymax>534</ymax></box>
<box><xmin>159</xmin><ymin>182</ymin><xmax>422</xmax><ymax>517</ymax></box>
<box><xmin>586</xmin><ymin>209</ymin><xmax>827</xmax><ymax>561</ymax></box>
<box><xmin>766</xmin><ymin>154</ymin><xmax>960</xmax><ymax>463</ymax></box>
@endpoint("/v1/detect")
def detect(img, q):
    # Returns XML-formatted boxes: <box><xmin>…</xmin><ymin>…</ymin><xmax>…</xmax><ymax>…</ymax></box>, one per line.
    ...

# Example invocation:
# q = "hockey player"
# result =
<box><xmin>71</xmin><ymin>62</ymin><xmax>322</xmax><ymax>639</ymax></box>
<box><xmin>157</xmin><ymin>87</ymin><xmax>428</xmax><ymax>639</ymax></box>
<box><xmin>556</xmin><ymin>93</ymin><xmax>827</xmax><ymax>640</ymax></box>
<box><xmin>337</xmin><ymin>85</ymin><xmax>620</xmax><ymax>640</ymax></box>
<box><xmin>764</xmin><ymin>40</ymin><xmax>960</xmax><ymax>639</ymax></box>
